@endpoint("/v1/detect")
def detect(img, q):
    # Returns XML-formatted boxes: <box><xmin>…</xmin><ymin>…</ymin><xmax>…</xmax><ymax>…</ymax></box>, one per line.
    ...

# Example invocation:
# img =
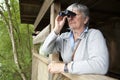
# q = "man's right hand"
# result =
<box><xmin>54</xmin><ymin>15</ymin><xmax>67</xmax><ymax>34</ymax></box>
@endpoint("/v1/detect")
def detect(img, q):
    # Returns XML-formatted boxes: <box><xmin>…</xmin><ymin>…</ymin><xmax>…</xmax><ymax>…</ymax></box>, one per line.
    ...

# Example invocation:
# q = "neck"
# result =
<box><xmin>72</xmin><ymin>27</ymin><xmax>85</xmax><ymax>41</ymax></box>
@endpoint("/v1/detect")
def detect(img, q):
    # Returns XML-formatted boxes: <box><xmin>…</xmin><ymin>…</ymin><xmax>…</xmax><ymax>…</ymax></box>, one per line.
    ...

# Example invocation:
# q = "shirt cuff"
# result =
<box><xmin>67</xmin><ymin>61</ymin><xmax>74</xmax><ymax>73</ymax></box>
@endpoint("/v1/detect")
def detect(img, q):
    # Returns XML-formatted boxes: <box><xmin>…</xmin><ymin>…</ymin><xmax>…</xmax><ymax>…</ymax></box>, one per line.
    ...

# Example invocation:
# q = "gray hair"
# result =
<box><xmin>67</xmin><ymin>3</ymin><xmax>89</xmax><ymax>18</ymax></box>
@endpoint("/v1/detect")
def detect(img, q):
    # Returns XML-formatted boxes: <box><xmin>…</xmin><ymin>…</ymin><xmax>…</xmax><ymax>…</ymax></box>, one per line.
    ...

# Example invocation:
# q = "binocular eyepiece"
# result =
<box><xmin>59</xmin><ymin>10</ymin><xmax>76</xmax><ymax>17</ymax></box>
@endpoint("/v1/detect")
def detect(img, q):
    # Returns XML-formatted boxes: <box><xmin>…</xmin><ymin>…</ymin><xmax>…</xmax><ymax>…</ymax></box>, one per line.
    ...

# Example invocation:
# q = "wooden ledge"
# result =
<box><xmin>62</xmin><ymin>73</ymin><xmax>118</xmax><ymax>80</ymax></box>
<box><xmin>33</xmin><ymin>52</ymin><xmax>49</xmax><ymax>64</ymax></box>
<box><xmin>32</xmin><ymin>53</ymin><xmax>118</xmax><ymax>80</ymax></box>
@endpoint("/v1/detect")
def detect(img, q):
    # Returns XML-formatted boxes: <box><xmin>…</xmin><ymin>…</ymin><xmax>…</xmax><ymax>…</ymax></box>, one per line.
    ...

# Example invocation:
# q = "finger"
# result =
<box><xmin>63</xmin><ymin>16</ymin><xmax>67</xmax><ymax>21</ymax></box>
<box><xmin>48</xmin><ymin>63</ymin><xmax>52</xmax><ymax>72</ymax></box>
<box><xmin>48</xmin><ymin>66</ymin><xmax>50</xmax><ymax>72</ymax></box>
<box><xmin>55</xmin><ymin>15</ymin><xmax>61</xmax><ymax>21</ymax></box>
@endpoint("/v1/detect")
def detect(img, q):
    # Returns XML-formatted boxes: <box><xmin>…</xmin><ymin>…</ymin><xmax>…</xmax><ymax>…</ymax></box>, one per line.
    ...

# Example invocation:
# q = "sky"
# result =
<box><xmin>0</xmin><ymin>0</ymin><xmax>4</xmax><ymax>3</ymax></box>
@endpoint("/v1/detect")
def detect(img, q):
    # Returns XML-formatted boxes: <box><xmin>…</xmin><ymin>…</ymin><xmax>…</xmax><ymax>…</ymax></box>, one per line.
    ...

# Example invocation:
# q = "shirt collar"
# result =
<box><xmin>70</xmin><ymin>26</ymin><xmax>88</xmax><ymax>39</ymax></box>
<box><xmin>62</xmin><ymin>26</ymin><xmax>89</xmax><ymax>39</ymax></box>
<box><xmin>79</xmin><ymin>26</ymin><xmax>88</xmax><ymax>39</ymax></box>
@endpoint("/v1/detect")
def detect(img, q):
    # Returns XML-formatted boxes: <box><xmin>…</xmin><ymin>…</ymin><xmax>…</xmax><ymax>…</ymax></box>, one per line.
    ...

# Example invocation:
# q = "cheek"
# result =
<box><xmin>74</xmin><ymin>19</ymin><xmax>81</xmax><ymax>25</ymax></box>
<box><xmin>68</xmin><ymin>17</ymin><xmax>83</xmax><ymax>27</ymax></box>
<box><xmin>76</xmin><ymin>18</ymin><xmax>85</xmax><ymax>25</ymax></box>
<box><xmin>68</xmin><ymin>20</ymin><xmax>79</xmax><ymax>27</ymax></box>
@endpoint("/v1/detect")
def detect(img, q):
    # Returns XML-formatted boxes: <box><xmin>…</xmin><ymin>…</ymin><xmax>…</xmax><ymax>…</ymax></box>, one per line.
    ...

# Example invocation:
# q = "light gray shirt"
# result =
<box><xmin>40</xmin><ymin>28</ymin><xmax>109</xmax><ymax>75</ymax></box>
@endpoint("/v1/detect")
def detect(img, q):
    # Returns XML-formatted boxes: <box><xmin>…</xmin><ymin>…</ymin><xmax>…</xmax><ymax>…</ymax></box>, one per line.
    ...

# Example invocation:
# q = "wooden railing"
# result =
<box><xmin>31</xmin><ymin>52</ymin><xmax>118</xmax><ymax>80</ymax></box>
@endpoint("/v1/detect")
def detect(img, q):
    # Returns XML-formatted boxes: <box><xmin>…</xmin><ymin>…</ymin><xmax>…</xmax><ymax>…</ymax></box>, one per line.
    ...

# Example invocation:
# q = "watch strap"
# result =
<box><xmin>64</xmin><ymin>63</ymin><xmax>68</xmax><ymax>73</ymax></box>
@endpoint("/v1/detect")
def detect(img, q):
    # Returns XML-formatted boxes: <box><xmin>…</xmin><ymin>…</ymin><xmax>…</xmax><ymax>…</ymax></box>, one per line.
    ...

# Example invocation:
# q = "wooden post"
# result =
<box><xmin>49</xmin><ymin>2</ymin><xmax>61</xmax><ymax>80</ymax></box>
<box><xmin>50</xmin><ymin>2</ymin><xmax>61</xmax><ymax>31</ymax></box>
<box><xmin>49</xmin><ymin>1</ymin><xmax>61</xmax><ymax>61</ymax></box>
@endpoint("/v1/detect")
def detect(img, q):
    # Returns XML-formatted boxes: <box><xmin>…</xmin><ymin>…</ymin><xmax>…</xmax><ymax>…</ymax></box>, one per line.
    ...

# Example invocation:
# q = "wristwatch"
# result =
<box><xmin>64</xmin><ymin>63</ymin><xmax>68</xmax><ymax>73</ymax></box>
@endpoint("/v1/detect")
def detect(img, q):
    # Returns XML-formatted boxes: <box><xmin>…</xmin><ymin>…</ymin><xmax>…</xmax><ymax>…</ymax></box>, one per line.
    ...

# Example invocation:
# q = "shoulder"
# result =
<box><xmin>88</xmin><ymin>28</ymin><xmax>102</xmax><ymax>34</ymax></box>
<box><xmin>88</xmin><ymin>28</ymin><xmax>103</xmax><ymax>36</ymax></box>
<box><xmin>87</xmin><ymin>28</ymin><xmax>104</xmax><ymax>40</ymax></box>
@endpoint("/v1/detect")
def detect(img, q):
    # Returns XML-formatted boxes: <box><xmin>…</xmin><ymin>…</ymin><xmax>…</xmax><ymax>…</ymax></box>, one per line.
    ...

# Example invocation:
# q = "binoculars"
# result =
<box><xmin>59</xmin><ymin>10</ymin><xmax>76</xmax><ymax>17</ymax></box>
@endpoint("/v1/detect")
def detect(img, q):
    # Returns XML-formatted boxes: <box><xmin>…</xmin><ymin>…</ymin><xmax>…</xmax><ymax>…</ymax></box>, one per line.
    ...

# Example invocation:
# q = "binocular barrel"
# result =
<box><xmin>59</xmin><ymin>10</ymin><xmax>76</xmax><ymax>17</ymax></box>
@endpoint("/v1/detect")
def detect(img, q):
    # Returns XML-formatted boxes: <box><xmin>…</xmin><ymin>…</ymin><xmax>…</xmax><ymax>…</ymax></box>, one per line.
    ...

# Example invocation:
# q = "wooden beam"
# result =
<box><xmin>50</xmin><ymin>2</ymin><xmax>61</xmax><ymax>30</ymax></box>
<box><xmin>21</xmin><ymin>19</ymin><xmax>34</xmax><ymax>21</ymax></box>
<box><xmin>62</xmin><ymin>73</ymin><xmax>118</xmax><ymax>80</ymax></box>
<box><xmin>33</xmin><ymin>52</ymin><xmax>49</xmax><ymax>65</ymax></box>
<box><xmin>20</xmin><ymin>3</ymin><xmax>40</xmax><ymax>7</ymax></box>
<box><xmin>33</xmin><ymin>24</ymin><xmax>50</xmax><ymax>44</ymax></box>
<box><xmin>49</xmin><ymin>1</ymin><xmax>61</xmax><ymax>62</ymax></box>
<box><xmin>21</xmin><ymin>14</ymin><xmax>36</xmax><ymax>18</ymax></box>
<box><xmin>21</xmin><ymin>20</ymin><xmax>34</xmax><ymax>24</ymax></box>
<box><xmin>19</xmin><ymin>0</ymin><xmax>42</xmax><ymax>5</ymax></box>
<box><xmin>34</xmin><ymin>0</ymin><xmax>54</xmax><ymax>29</ymax></box>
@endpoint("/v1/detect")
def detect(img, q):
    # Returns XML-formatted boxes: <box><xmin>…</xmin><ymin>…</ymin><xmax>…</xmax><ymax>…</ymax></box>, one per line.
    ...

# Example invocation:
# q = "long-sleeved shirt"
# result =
<box><xmin>40</xmin><ymin>28</ymin><xmax>109</xmax><ymax>75</ymax></box>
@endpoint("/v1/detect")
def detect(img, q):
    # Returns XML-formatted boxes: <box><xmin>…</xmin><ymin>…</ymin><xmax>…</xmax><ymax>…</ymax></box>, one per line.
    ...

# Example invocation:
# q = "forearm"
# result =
<box><xmin>68</xmin><ymin>57</ymin><xmax>109</xmax><ymax>75</ymax></box>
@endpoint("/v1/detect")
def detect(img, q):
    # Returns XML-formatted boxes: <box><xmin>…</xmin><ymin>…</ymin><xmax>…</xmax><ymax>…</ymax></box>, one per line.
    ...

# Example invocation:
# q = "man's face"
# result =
<box><xmin>67</xmin><ymin>8</ymin><xmax>88</xmax><ymax>30</ymax></box>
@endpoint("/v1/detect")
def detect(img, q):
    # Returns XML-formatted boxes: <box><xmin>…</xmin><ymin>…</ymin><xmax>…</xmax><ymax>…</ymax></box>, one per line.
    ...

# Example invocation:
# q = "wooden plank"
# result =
<box><xmin>31</xmin><ymin>54</ymin><xmax>39</xmax><ymax>80</ymax></box>
<box><xmin>21</xmin><ymin>14</ymin><xmax>36</xmax><ymax>18</ymax></box>
<box><xmin>34</xmin><ymin>0</ymin><xmax>54</xmax><ymax>29</ymax></box>
<box><xmin>48</xmin><ymin>3</ymin><xmax>61</xmax><ymax>80</ymax></box>
<box><xmin>49</xmin><ymin>1</ymin><xmax>60</xmax><ymax>63</ymax></box>
<box><xmin>33</xmin><ymin>52</ymin><xmax>49</xmax><ymax>65</ymax></box>
<box><xmin>50</xmin><ymin>1</ymin><xmax>61</xmax><ymax>30</ymax></box>
<box><xmin>32</xmin><ymin>52</ymin><xmax>49</xmax><ymax>80</ymax></box>
<box><xmin>62</xmin><ymin>73</ymin><xmax>118</xmax><ymax>80</ymax></box>
<box><xmin>37</xmin><ymin>59</ymin><xmax>48</xmax><ymax>80</ymax></box>
<box><xmin>33</xmin><ymin>24</ymin><xmax>50</xmax><ymax>44</ymax></box>
<box><xmin>20</xmin><ymin>3</ymin><xmax>40</xmax><ymax>7</ymax></box>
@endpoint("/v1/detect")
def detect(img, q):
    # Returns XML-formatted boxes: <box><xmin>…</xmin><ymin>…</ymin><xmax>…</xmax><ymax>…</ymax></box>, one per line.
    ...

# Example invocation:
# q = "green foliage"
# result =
<box><xmin>0</xmin><ymin>23</ymin><xmax>15</xmax><ymax>80</ymax></box>
<box><xmin>0</xmin><ymin>0</ymin><xmax>34</xmax><ymax>80</ymax></box>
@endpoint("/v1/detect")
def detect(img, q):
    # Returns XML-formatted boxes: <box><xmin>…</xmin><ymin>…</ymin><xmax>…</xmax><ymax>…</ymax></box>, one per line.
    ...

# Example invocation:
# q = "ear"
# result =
<box><xmin>84</xmin><ymin>16</ymin><xmax>89</xmax><ymax>24</ymax></box>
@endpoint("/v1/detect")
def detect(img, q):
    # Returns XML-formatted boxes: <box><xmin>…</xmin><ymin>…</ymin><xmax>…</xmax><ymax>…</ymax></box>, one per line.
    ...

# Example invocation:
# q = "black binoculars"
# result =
<box><xmin>59</xmin><ymin>10</ymin><xmax>76</xmax><ymax>17</ymax></box>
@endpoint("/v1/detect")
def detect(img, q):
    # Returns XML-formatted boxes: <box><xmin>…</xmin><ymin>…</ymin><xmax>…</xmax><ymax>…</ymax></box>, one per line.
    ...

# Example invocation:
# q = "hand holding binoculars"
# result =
<box><xmin>59</xmin><ymin>10</ymin><xmax>76</xmax><ymax>17</ymax></box>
